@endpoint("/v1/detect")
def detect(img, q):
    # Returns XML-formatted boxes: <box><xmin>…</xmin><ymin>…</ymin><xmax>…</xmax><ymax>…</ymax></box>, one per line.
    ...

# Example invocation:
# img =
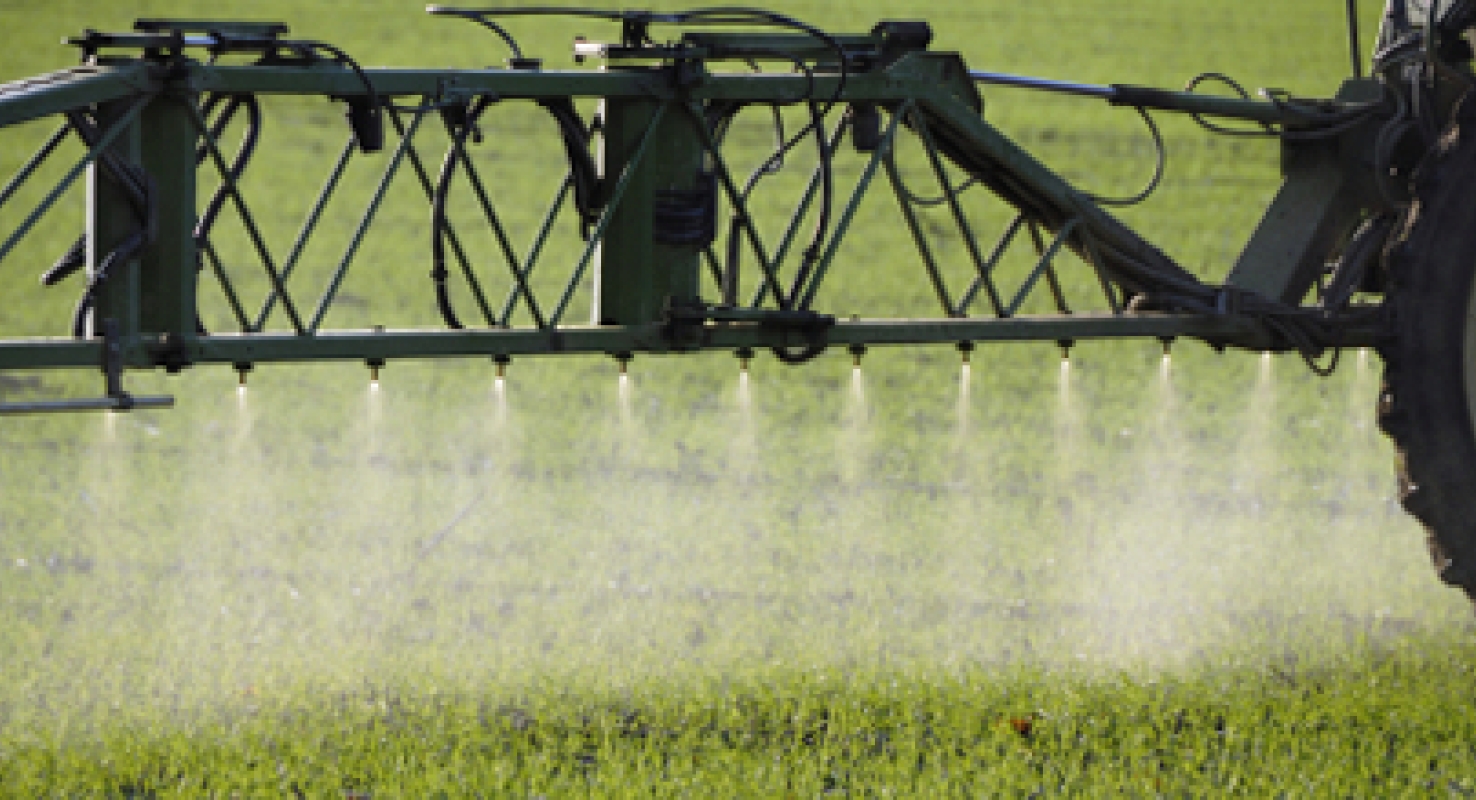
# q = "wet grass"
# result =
<box><xmin>4</xmin><ymin>0</ymin><xmax>1475</xmax><ymax>795</ymax></box>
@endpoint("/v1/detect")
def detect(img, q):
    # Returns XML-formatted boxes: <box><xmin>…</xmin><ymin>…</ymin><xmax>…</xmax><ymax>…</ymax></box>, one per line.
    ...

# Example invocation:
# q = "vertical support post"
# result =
<box><xmin>137</xmin><ymin>91</ymin><xmax>198</xmax><ymax>341</ymax></box>
<box><xmin>87</xmin><ymin>99</ymin><xmax>143</xmax><ymax>340</ymax></box>
<box><xmin>595</xmin><ymin>94</ymin><xmax>704</xmax><ymax>325</ymax></box>
<box><xmin>1346</xmin><ymin>0</ymin><xmax>1363</xmax><ymax>79</ymax></box>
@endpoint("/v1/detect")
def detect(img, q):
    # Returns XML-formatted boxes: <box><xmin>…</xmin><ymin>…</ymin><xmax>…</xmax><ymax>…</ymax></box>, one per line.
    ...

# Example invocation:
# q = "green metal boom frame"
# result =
<box><xmin>0</xmin><ymin>6</ymin><xmax>1450</xmax><ymax>410</ymax></box>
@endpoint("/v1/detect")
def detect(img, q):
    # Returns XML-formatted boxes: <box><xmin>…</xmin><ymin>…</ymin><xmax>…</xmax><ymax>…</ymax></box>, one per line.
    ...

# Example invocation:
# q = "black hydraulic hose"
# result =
<box><xmin>719</xmin><ymin>52</ymin><xmax>834</xmax><ymax>302</ymax></box>
<box><xmin>431</xmin><ymin>144</ymin><xmax>465</xmax><ymax>329</ymax></box>
<box><xmin>536</xmin><ymin>98</ymin><xmax>601</xmax><ymax>236</ymax></box>
<box><xmin>70</xmin><ymin>229</ymin><xmax>146</xmax><ymax>338</ymax></box>
<box><xmin>431</xmin><ymin>97</ymin><xmax>494</xmax><ymax>330</ymax></box>
<box><xmin>786</xmin><ymin>94</ymin><xmax>833</xmax><ymax>300</ymax></box>
<box><xmin>40</xmin><ymin>238</ymin><xmax>86</xmax><ymax>286</ymax></box>
<box><xmin>426</xmin><ymin>7</ymin><xmax>526</xmax><ymax>61</ymax></box>
<box><xmin>771</xmin><ymin>343</ymin><xmax>826</xmax><ymax>364</ymax></box>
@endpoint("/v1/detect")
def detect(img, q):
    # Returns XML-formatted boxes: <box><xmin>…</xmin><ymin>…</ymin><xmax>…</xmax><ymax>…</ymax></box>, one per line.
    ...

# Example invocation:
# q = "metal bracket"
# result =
<box><xmin>0</xmin><ymin>318</ymin><xmax>173</xmax><ymax>414</ymax></box>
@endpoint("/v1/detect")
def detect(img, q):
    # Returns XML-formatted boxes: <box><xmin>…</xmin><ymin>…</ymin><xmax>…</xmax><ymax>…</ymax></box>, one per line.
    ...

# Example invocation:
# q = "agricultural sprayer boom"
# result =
<box><xmin>4</xmin><ymin>2</ymin><xmax>1476</xmax><ymax>601</ymax></box>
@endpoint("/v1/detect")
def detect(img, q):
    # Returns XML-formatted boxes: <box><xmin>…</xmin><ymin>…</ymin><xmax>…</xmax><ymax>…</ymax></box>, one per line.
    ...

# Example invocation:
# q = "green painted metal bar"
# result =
<box><xmin>1026</xmin><ymin>220</ymin><xmax>1074</xmax><ymax>315</ymax></box>
<box><xmin>0</xmin><ymin>303</ymin><xmax>1389</xmax><ymax>371</ymax></box>
<box><xmin>882</xmin><ymin>154</ymin><xmax>957</xmax><ymax>317</ymax></box>
<box><xmin>1042</xmin><ymin>256</ymin><xmax>1072</xmax><ymax>315</ymax></box>
<box><xmin>678</xmin><ymin>103</ymin><xmax>790</xmax><ymax>311</ymax></box>
<box><xmin>137</xmin><ymin>91</ymin><xmax>200</xmax><ymax>340</ymax></box>
<box><xmin>0</xmin><ymin>338</ymin><xmax>101</xmax><ymax>369</ymax></box>
<box><xmin>498</xmin><ymin>173</ymin><xmax>570</xmax><ymax>327</ymax></box>
<box><xmin>703</xmin><ymin>247</ymin><xmax>724</xmax><ymax>296</ymax></box>
<box><xmin>0</xmin><ymin>64</ymin><xmax>155</xmax><ymax>128</ymax></box>
<box><xmin>548</xmin><ymin>102</ymin><xmax>669</xmax><ymax>328</ymax></box>
<box><xmin>200</xmin><ymin>238</ymin><xmax>251</xmax><ymax>332</ymax></box>
<box><xmin>1005</xmin><ymin>218</ymin><xmax>1079</xmax><ymax>318</ymax></box>
<box><xmin>255</xmin><ymin>134</ymin><xmax>356</xmax><ymax>332</ymax></box>
<box><xmin>37</xmin><ymin>314</ymin><xmax>1385</xmax><ymax>366</ymax></box>
<box><xmin>185</xmin><ymin>103</ymin><xmax>305</xmax><ymax>336</ymax></box>
<box><xmin>796</xmin><ymin>101</ymin><xmax>909</xmax><ymax>310</ymax></box>
<box><xmin>194</xmin><ymin>67</ymin><xmax>1302</xmax><ymax>126</ymax></box>
<box><xmin>750</xmin><ymin>116</ymin><xmax>848</xmax><ymax>309</ymax></box>
<box><xmin>197</xmin><ymin>66</ymin><xmax>652</xmax><ymax>100</ymax></box>
<box><xmin>0</xmin><ymin>99</ymin><xmax>144</xmax><ymax>266</ymax></box>
<box><xmin>957</xmin><ymin>213</ymin><xmax>1022</xmax><ymax>317</ymax></box>
<box><xmin>0</xmin><ymin>123</ymin><xmax>68</xmax><ymax>209</ymax></box>
<box><xmin>448</xmin><ymin>133</ymin><xmax>528</xmax><ymax>327</ymax></box>
<box><xmin>0</xmin><ymin>395</ymin><xmax>174</xmax><ymax>414</ymax></box>
<box><xmin>307</xmin><ymin>107</ymin><xmax>428</xmax><ymax>334</ymax></box>
<box><xmin>915</xmin><ymin>108</ymin><xmax>997</xmax><ymax>317</ymax></box>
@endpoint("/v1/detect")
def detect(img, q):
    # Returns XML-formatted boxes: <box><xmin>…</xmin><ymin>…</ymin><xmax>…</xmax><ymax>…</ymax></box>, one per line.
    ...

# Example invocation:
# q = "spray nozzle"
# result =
<box><xmin>735</xmin><ymin>347</ymin><xmax>754</xmax><ymax>373</ymax></box>
<box><xmin>366</xmin><ymin>357</ymin><xmax>385</xmax><ymax>385</ymax></box>
<box><xmin>956</xmin><ymin>341</ymin><xmax>974</xmax><ymax>365</ymax></box>
<box><xmin>234</xmin><ymin>361</ymin><xmax>253</xmax><ymax>387</ymax></box>
<box><xmin>493</xmin><ymin>354</ymin><xmax>510</xmax><ymax>379</ymax></box>
<box><xmin>1057</xmin><ymin>339</ymin><xmax>1074</xmax><ymax>362</ymax></box>
<box><xmin>1159</xmin><ymin>336</ymin><xmax>1175</xmax><ymax>358</ymax></box>
<box><xmin>614</xmin><ymin>351</ymin><xmax>632</xmax><ymax>375</ymax></box>
<box><xmin>848</xmin><ymin>343</ymin><xmax>867</xmax><ymax>368</ymax></box>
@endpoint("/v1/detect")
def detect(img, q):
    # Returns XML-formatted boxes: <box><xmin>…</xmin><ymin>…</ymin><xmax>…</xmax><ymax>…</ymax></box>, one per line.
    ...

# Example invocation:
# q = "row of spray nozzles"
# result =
<box><xmin>224</xmin><ymin>337</ymin><xmax>1309</xmax><ymax>389</ymax></box>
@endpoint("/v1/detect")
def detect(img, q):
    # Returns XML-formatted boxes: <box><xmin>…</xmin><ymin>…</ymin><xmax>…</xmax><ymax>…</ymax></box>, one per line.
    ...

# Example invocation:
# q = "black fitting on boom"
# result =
<box><xmin>345</xmin><ymin>97</ymin><xmax>383</xmax><ymax>153</ymax></box>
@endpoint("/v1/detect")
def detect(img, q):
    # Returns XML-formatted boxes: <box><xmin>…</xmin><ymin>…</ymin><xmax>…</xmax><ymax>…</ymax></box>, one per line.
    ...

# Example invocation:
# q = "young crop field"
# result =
<box><xmin>4</xmin><ymin>0</ymin><xmax>1476</xmax><ymax>795</ymax></box>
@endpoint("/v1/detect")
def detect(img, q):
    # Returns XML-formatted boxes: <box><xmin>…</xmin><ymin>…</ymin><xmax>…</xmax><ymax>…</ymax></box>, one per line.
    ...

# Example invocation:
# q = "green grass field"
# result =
<box><xmin>5</xmin><ymin>0</ymin><xmax>1476</xmax><ymax>795</ymax></box>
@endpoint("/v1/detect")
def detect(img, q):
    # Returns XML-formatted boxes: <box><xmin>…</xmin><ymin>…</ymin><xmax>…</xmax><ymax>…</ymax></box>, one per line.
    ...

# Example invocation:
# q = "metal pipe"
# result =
<box><xmin>968</xmin><ymin>70</ymin><xmax>1116</xmax><ymax>99</ymax></box>
<box><xmin>0</xmin><ymin>394</ymin><xmax>174</xmax><ymax>414</ymax></box>
<box><xmin>969</xmin><ymin>70</ymin><xmax>1292</xmax><ymax>124</ymax></box>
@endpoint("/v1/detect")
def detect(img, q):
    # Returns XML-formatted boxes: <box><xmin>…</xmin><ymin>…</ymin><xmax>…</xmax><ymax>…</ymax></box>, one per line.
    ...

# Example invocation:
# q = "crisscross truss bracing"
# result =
<box><xmin>0</xmin><ymin>13</ymin><xmax>1390</xmax><ymax>407</ymax></box>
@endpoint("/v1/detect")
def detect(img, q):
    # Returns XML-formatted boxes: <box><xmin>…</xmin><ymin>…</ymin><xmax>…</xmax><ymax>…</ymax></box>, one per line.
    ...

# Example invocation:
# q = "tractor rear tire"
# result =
<box><xmin>1380</xmin><ymin>91</ymin><xmax>1476</xmax><ymax>603</ymax></box>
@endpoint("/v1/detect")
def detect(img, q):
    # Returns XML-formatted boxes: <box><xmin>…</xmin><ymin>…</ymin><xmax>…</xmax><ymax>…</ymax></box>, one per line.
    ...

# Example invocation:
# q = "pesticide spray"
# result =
<box><xmin>1</xmin><ymin>341</ymin><xmax>1465</xmax><ymax>737</ymax></box>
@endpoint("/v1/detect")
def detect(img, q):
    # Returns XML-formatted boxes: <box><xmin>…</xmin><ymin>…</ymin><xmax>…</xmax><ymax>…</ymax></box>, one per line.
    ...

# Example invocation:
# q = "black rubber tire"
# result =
<box><xmin>1380</xmin><ymin>91</ymin><xmax>1476</xmax><ymax>602</ymax></box>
